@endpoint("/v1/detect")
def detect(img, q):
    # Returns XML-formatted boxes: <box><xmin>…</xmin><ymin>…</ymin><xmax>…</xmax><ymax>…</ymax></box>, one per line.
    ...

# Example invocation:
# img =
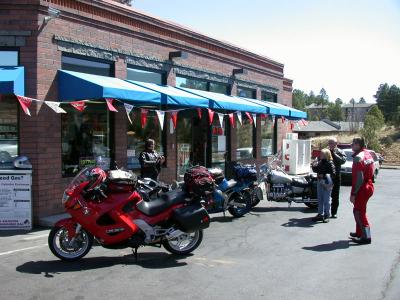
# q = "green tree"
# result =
<box><xmin>375</xmin><ymin>83</ymin><xmax>400</xmax><ymax>124</ymax></box>
<box><xmin>358</xmin><ymin>97</ymin><xmax>366</xmax><ymax>104</ymax></box>
<box><xmin>292</xmin><ymin>89</ymin><xmax>307</xmax><ymax>111</ymax></box>
<box><xmin>360</xmin><ymin>105</ymin><xmax>385</xmax><ymax>151</ymax></box>
<box><xmin>327</xmin><ymin>101</ymin><xmax>344</xmax><ymax>121</ymax></box>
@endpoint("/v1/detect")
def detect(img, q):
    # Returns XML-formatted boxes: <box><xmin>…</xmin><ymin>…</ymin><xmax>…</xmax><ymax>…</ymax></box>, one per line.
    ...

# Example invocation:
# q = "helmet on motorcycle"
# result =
<box><xmin>85</xmin><ymin>167</ymin><xmax>107</xmax><ymax>192</ymax></box>
<box><xmin>13</xmin><ymin>156</ymin><xmax>32</xmax><ymax>169</ymax></box>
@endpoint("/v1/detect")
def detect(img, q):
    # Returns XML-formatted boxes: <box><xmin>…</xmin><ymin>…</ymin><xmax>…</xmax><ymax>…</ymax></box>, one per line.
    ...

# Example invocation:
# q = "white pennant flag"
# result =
<box><xmin>156</xmin><ymin>110</ymin><xmax>165</xmax><ymax>130</ymax></box>
<box><xmin>124</xmin><ymin>103</ymin><xmax>134</xmax><ymax>124</ymax></box>
<box><xmin>45</xmin><ymin>101</ymin><xmax>66</xmax><ymax>114</ymax></box>
<box><xmin>218</xmin><ymin>113</ymin><xmax>224</xmax><ymax>127</ymax></box>
<box><xmin>252</xmin><ymin>114</ymin><xmax>257</xmax><ymax>128</ymax></box>
<box><xmin>237</xmin><ymin>112</ymin><xmax>242</xmax><ymax>125</ymax></box>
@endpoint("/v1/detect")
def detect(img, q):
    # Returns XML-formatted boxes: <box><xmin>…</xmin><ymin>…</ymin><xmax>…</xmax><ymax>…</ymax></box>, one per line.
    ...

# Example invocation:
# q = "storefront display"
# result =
<box><xmin>261</xmin><ymin>116</ymin><xmax>274</xmax><ymax>157</ymax></box>
<box><xmin>0</xmin><ymin>96</ymin><xmax>18</xmax><ymax>158</ymax></box>
<box><xmin>236</xmin><ymin>114</ymin><xmax>254</xmax><ymax>160</ymax></box>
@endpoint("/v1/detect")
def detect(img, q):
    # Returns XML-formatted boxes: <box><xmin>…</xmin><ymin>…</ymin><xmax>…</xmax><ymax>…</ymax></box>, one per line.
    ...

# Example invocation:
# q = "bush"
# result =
<box><xmin>381</xmin><ymin>136</ymin><xmax>394</xmax><ymax>147</ymax></box>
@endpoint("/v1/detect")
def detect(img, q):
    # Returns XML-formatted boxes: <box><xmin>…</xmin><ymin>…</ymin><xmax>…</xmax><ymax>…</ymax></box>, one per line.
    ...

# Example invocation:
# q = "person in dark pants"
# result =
<box><xmin>328</xmin><ymin>138</ymin><xmax>347</xmax><ymax>218</ymax></box>
<box><xmin>138</xmin><ymin>139</ymin><xmax>165</xmax><ymax>181</ymax></box>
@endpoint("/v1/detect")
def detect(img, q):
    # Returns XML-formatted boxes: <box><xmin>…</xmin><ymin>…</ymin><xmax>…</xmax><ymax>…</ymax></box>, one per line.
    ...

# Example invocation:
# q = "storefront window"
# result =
<box><xmin>236</xmin><ymin>114</ymin><xmax>254</xmax><ymax>160</ymax></box>
<box><xmin>261</xmin><ymin>91</ymin><xmax>277</xmax><ymax>102</ymax></box>
<box><xmin>127</xmin><ymin>67</ymin><xmax>164</xmax><ymax>84</ymax></box>
<box><xmin>0</xmin><ymin>96</ymin><xmax>18</xmax><ymax>158</ymax></box>
<box><xmin>211</xmin><ymin>116</ymin><xmax>226</xmax><ymax>169</ymax></box>
<box><xmin>237</xmin><ymin>87</ymin><xmax>256</xmax><ymax>99</ymax></box>
<box><xmin>61</xmin><ymin>55</ymin><xmax>112</xmax><ymax>77</ymax></box>
<box><xmin>176</xmin><ymin>76</ymin><xmax>208</xmax><ymax>91</ymax></box>
<box><xmin>209</xmin><ymin>82</ymin><xmax>229</xmax><ymax>95</ymax></box>
<box><xmin>127</xmin><ymin>110</ymin><xmax>163</xmax><ymax>171</ymax></box>
<box><xmin>176</xmin><ymin>110</ymin><xmax>193</xmax><ymax>179</ymax></box>
<box><xmin>0</xmin><ymin>50</ymin><xmax>18</xmax><ymax>66</ymax></box>
<box><xmin>261</xmin><ymin>116</ymin><xmax>273</xmax><ymax>157</ymax></box>
<box><xmin>61</xmin><ymin>104</ymin><xmax>111</xmax><ymax>176</ymax></box>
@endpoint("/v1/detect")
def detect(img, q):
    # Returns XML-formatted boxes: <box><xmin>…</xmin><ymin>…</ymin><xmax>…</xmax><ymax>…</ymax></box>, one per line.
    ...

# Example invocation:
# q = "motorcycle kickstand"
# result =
<box><xmin>288</xmin><ymin>201</ymin><xmax>292</xmax><ymax>208</ymax></box>
<box><xmin>132</xmin><ymin>247</ymin><xmax>138</xmax><ymax>262</ymax></box>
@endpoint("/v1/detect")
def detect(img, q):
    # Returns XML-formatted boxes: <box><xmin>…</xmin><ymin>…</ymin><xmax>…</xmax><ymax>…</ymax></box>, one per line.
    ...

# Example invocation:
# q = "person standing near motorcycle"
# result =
<box><xmin>328</xmin><ymin>138</ymin><xmax>347</xmax><ymax>218</ymax></box>
<box><xmin>311</xmin><ymin>149</ymin><xmax>336</xmax><ymax>223</ymax></box>
<box><xmin>139</xmin><ymin>139</ymin><xmax>165</xmax><ymax>181</ymax></box>
<box><xmin>349</xmin><ymin>137</ymin><xmax>375</xmax><ymax>245</ymax></box>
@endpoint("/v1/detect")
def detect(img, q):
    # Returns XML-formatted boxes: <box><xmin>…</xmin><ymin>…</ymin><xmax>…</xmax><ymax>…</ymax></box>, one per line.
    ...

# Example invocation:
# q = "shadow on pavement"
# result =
<box><xmin>251</xmin><ymin>206</ymin><xmax>316</xmax><ymax>214</ymax></box>
<box><xmin>0</xmin><ymin>227</ymin><xmax>48</xmax><ymax>237</ymax></box>
<box><xmin>281</xmin><ymin>217</ymin><xmax>316</xmax><ymax>228</ymax></box>
<box><xmin>16</xmin><ymin>252</ymin><xmax>188</xmax><ymax>277</ymax></box>
<box><xmin>302</xmin><ymin>240</ymin><xmax>359</xmax><ymax>252</ymax></box>
<box><xmin>211</xmin><ymin>216</ymin><xmax>235</xmax><ymax>223</ymax></box>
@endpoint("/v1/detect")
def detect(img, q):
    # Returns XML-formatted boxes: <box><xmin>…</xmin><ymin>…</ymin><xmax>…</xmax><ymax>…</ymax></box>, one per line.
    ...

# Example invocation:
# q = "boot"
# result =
<box><xmin>312</xmin><ymin>214</ymin><xmax>323</xmax><ymax>222</ymax></box>
<box><xmin>351</xmin><ymin>237</ymin><xmax>371</xmax><ymax>244</ymax></box>
<box><xmin>349</xmin><ymin>232</ymin><xmax>359</xmax><ymax>238</ymax></box>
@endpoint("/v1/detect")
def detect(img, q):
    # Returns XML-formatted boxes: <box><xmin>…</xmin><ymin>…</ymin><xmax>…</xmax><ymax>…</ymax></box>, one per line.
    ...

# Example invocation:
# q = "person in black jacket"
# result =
<box><xmin>328</xmin><ymin>138</ymin><xmax>347</xmax><ymax>218</ymax></box>
<box><xmin>311</xmin><ymin>148</ymin><xmax>336</xmax><ymax>223</ymax></box>
<box><xmin>138</xmin><ymin>139</ymin><xmax>165</xmax><ymax>180</ymax></box>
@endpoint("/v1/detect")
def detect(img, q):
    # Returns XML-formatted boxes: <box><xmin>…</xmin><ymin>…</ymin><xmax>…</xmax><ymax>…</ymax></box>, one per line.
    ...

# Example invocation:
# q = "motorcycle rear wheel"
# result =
<box><xmin>228</xmin><ymin>190</ymin><xmax>252</xmax><ymax>217</ymax></box>
<box><xmin>163</xmin><ymin>230</ymin><xmax>203</xmax><ymax>255</ymax></box>
<box><xmin>48</xmin><ymin>226</ymin><xmax>93</xmax><ymax>261</ymax></box>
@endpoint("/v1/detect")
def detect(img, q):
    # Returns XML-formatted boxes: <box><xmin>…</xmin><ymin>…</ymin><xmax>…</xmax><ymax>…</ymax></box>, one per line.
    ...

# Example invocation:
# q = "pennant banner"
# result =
<box><xmin>105</xmin><ymin>98</ymin><xmax>118</xmax><ymax>112</ymax></box>
<box><xmin>245</xmin><ymin>112</ymin><xmax>253</xmax><ymax>125</ymax></box>
<box><xmin>228</xmin><ymin>113</ymin><xmax>235</xmax><ymax>128</ymax></box>
<box><xmin>16</xmin><ymin>96</ymin><xmax>33</xmax><ymax>116</ymax></box>
<box><xmin>70</xmin><ymin>101</ymin><xmax>86</xmax><ymax>112</ymax></box>
<box><xmin>141</xmin><ymin>109</ymin><xmax>148</xmax><ymax>128</ymax></box>
<box><xmin>197</xmin><ymin>108</ymin><xmax>202</xmax><ymax>120</ymax></box>
<box><xmin>208</xmin><ymin>109</ymin><xmax>215</xmax><ymax>126</ymax></box>
<box><xmin>45</xmin><ymin>101</ymin><xmax>66</xmax><ymax>114</ymax></box>
<box><xmin>252</xmin><ymin>113</ymin><xmax>257</xmax><ymax>128</ymax></box>
<box><xmin>237</xmin><ymin>112</ymin><xmax>242</xmax><ymax>126</ymax></box>
<box><xmin>218</xmin><ymin>113</ymin><xmax>224</xmax><ymax>127</ymax></box>
<box><xmin>281</xmin><ymin>116</ymin><xmax>286</xmax><ymax>124</ymax></box>
<box><xmin>171</xmin><ymin>111</ymin><xmax>178</xmax><ymax>129</ymax></box>
<box><xmin>124</xmin><ymin>103</ymin><xmax>134</xmax><ymax>124</ymax></box>
<box><xmin>271</xmin><ymin>116</ymin><xmax>276</xmax><ymax>128</ymax></box>
<box><xmin>290</xmin><ymin>121</ymin><xmax>294</xmax><ymax>130</ymax></box>
<box><xmin>156</xmin><ymin>110</ymin><xmax>165</xmax><ymax>130</ymax></box>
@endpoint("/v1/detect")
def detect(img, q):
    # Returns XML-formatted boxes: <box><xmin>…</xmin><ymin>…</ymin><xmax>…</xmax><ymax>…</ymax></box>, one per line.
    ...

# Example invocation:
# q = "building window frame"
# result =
<box><xmin>61</xmin><ymin>53</ymin><xmax>115</xmax><ymax>77</ymax></box>
<box><xmin>0</xmin><ymin>48</ymin><xmax>20</xmax><ymax>67</ymax></box>
<box><xmin>127</xmin><ymin>65</ymin><xmax>167</xmax><ymax>85</ymax></box>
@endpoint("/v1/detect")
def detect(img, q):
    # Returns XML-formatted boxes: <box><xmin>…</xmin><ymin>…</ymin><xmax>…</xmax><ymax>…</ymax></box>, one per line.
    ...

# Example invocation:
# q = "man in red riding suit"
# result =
<box><xmin>350</xmin><ymin>137</ymin><xmax>375</xmax><ymax>244</ymax></box>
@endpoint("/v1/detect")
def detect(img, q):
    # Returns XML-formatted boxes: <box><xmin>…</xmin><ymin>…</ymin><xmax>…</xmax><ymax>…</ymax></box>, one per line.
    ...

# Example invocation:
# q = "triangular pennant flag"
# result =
<box><xmin>105</xmin><ymin>98</ymin><xmax>118</xmax><ymax>112</ymax></box>
<box><xmin>281</xmin><ymin>116</ymin><xmax>286</xmax><ymax>123</ymax></box>
<box><xmin>141</xmin><ymin>109</ymin><xmax>148</xmax><ymax>128</ymax></box>
<box><xmin>124</xmin><ymin>103</ymin><xmax>134</xmax><ymax>124</ymax></box>
<box><xmin>45</xmin><ymin>101</ymin><xmax>66</xmax><ymax>113</ymax></box>
<box><xmin>70</xmin><ymin>101</ymin><xmax>86</xmax><ymax>112</ymax></box>
<box><xmin>245</xmin><ymin>112</ymin><xmax>253</xmax><ymax>125</ymax></box>
<box><xmin>171</xmin><ymin>111</ymin><xmax>178</xmax><ymax>129</ymax></box>
<box><xmin>218</xmin><ymin>113</ymin><xmax>224</xmax><ymax>127</ymax></box>
<box><xmin>236</xmin><ymin>112</ymin><xmax>242</xmax><ymax>125</ymax></box>
<box><xmin>228</xmin><ymin>113</ymin><xmax>235</xmax><ymax>128</ymax></box>
<box><xmin>271</xmin><ymin>116</ymin><xmax>276</xmax><ymax>128</ymax></box>
<box><xmin>207</xmin><ymin>109</ymin><xmax>215</xmax><ymax>126</ymax></box>
<box><xmin>290</xmin><ymin>121</ymin><xmax>294</xmax><ymax>130</ymax></box>
<box><xmin>197</xmin><ymin>108</ymin><xmax>202</xmax><ymax>120</ymax></box>
<box><xmin>252</xmin><ymin>114</ymin><xmax>257</xmax><ymax>127</ymax></box>
<box><xmin>16</xmin><ymin>96</ymin><xmax>32</xmax><ymax>116</ymax></box>
<box><xmin>156</xmin><ymin>110</ymin><xmax>165</xmax><ymax>130</ymax></box>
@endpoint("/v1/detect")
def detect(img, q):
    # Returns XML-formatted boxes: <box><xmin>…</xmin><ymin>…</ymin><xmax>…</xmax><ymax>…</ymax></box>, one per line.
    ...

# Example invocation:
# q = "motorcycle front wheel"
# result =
<box><xmin>163</xmin><ymin>230</ymin><xmax>203</xmax><ymax>255</ymax></box>
<box><xmin>228</xmin><ymin>190</ymin><xmax>252</xmax><ymax>217</ymax></box>
<box><xmin>48</xmin><ymin>226</ymin><xmax>93</xmax><ymax>261</ymax></box>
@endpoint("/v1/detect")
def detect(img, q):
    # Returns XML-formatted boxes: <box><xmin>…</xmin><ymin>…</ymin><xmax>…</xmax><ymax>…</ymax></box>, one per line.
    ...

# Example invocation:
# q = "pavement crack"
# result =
<box><xmin>379</xmin><ymin>247</ymin><xmax>400</xmax><ymax>300</ymax></box>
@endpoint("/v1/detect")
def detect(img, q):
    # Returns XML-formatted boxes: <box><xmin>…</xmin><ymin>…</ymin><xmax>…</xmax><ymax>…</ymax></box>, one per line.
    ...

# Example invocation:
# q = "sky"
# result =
<box><xmin>133</xmin><ymin>0</ymin><xmax>400</xmax><ymax>103</ymax></box>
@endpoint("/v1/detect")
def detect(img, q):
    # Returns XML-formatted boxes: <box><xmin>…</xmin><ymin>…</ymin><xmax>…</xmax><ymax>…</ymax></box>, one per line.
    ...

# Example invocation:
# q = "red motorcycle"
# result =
<box><xmin>48</xmin><ymin>167</ymin><xmax>210</xmax><ymax>261</ymax></box>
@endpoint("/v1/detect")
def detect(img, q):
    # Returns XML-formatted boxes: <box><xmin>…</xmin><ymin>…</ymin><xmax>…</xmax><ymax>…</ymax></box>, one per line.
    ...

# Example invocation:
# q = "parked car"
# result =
<box><xmin>341</xmin><ymin>149</ymin><xmax>380</xmax><ymax>184</ymax></box>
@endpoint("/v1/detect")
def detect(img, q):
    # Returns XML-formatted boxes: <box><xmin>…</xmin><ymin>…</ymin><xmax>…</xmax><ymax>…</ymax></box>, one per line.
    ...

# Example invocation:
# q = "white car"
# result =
<box><xmin>341</xmin><ymin>149</ymin><xmax>380</xmax><ymax>183</ymax></box>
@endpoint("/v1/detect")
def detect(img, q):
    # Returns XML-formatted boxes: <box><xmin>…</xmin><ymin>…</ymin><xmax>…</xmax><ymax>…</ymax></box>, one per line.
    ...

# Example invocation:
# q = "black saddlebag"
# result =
<box><xmin>171</xmin><ymin>204</ymin><xmax>210</xmax><ymax>233</ymax></box>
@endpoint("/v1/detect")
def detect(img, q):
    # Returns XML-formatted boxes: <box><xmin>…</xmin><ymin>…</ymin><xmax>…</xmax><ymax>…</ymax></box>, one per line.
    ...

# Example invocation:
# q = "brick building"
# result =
<box><xmin>0</xmin><ymin>0</ymin><xmax>301</xmax><ymax>223</ymax></box>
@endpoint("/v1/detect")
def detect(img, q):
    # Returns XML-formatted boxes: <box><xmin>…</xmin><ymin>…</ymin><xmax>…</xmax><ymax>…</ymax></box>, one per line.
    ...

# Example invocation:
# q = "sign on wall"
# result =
<box><xmin>0</xmin><ymin>171</ymin><xmax>32</xmax><ymax>230</ymax></box>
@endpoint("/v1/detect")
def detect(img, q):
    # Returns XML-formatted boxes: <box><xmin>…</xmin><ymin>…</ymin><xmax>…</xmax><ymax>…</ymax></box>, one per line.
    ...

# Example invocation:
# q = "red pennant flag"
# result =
<box><xmin>171</xmin><ymin>111</ymin><xmax>178</xmax><ymax>129</ymax></box>
<box><xmin>245</xmin><ymin>112</ymin><xmax>253</xmax><ymax>124</ymax></box>
<box><xmin>290</xmin><ymin>122</ymin><xmax>294</xmax><ymax>130</ymax></box>
<box><xmin>16</xmin><ymin>95</ymin><xmax>33</xmax><ymax>116</ymax></box>
<box><xmin>70</xmin><ymin>101</ymin><xmax>86</xmax><ymax>112</ymax></box>
<box><xmin>207</xmin><ymin>109</ymin><xmax>215</xmax><ymax>125</ymax></box>
<box><xmin>197</xmin><ymin>108</ymin><xmax>202</xmax><ymax>119</ymax></box>
<box><xmin>141</xmin><ymin>109</ymin><xmax>148</xmax><ymax>128</ymax></box>
<box><xmin>228</xmin><ymin>113</ymin><xmax>235</xmax><ymax>128</ymax></box>
<box><xmin>105</xmin><ymin>98</ymin><xmax>118</xmax><ymax>112</ymax></box>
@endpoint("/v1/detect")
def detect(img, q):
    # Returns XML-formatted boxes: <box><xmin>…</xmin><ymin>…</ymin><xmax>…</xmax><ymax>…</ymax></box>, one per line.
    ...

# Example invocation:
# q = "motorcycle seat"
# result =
<box><xmin>136</xmin><ymin>190</ymin><xmax>188</xmax><ymax>216</ymax></box>
<box><xmin>226</xmin><ymin>179</ymin><xmax>237</xmax><ymax>189</ymax></box>
<box><xmin>292</xmin><ymin>177</ymin><xmax>309</xmax><ymax>187</ymax></box>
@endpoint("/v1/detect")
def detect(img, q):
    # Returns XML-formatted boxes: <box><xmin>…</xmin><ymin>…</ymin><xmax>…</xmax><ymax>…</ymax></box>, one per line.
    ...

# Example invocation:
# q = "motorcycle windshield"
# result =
<box><xmin>66</xmin><ymin>167</ymin><xmax>94</xmax><ymax>192</ymax></box>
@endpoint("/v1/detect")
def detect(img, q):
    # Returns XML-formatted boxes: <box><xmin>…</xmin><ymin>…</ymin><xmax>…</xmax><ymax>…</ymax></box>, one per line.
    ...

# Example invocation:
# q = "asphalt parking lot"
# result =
<box><xmin>0</xmin><ymin>169</ymin><xmax>399</xmax><ymax>300</ymax></box>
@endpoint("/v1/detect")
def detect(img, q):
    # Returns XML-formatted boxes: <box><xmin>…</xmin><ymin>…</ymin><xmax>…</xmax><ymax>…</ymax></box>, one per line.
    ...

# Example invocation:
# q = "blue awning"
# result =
<box><xmin>127</xmin><ymin>81</ymin><xmax>210</xmax><ymax>108</ymax></box>
<box><xmin>176</xmin><ymin>87</ymin><xmax>266</xmax><ymax>113</ymax></box>
<box><xmin>58</xmin><ymin>70</ymin><xmax>160</xmax><ymax>105</ymax></box>
<box><xmin>0</xmin><ymin>67</ymin><xmax>24</xmax><ymax>96</ymax></box>
<box><xmin>236</xmin><ymin>96</ymin><xmax>290</xmax><ymax>116</ymax></box>
<box><xmin>289</xmin><ymin>107</ymin><xmax>307</xmax><ymax>119</ymax></box>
